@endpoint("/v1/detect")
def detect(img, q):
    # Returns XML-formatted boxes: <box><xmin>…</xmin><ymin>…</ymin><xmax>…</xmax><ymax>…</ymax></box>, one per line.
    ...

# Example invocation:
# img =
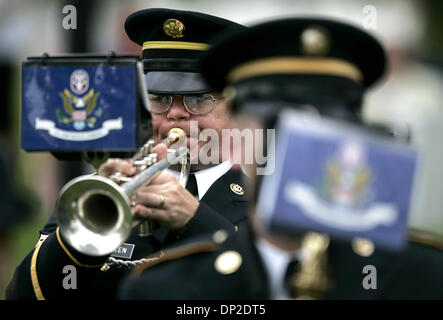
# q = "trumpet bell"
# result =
<box><xmin>55</xmin><ymin>175</ymin><xmax>133</xmax><ymax>256</ymax></box>
<box><xmin>54</xmin><ymin>134</ymin><xmax>189</xmax><ymax>257</ymax></box>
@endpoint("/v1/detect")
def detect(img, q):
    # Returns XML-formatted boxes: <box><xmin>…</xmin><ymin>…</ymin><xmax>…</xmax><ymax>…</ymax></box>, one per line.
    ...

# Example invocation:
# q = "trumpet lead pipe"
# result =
<box><xmin>122</xmin><ymin>147</ymin><xmax>188</xmax><ymax>196</ymax></box>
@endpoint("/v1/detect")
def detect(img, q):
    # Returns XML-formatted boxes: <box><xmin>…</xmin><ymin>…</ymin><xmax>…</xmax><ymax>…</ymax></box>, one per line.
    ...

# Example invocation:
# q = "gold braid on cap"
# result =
<box><xmin>142</xmin><ymin>41</ymin><xmax>210</xmax><ymax>51</ymax></box>
<box><xmin>227</xmin><ymin>57</ymin><xmax>363</xmax><ymax>84</ymax></box>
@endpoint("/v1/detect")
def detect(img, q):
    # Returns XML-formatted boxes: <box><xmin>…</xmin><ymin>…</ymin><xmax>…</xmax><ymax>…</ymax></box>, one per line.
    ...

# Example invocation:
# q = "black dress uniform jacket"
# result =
<box><xmin>118</xmin><ymin>222</ymin><xmax>443</xmax><ymax>300</ymax></box>
<box><xmin>6</xmin><ymin>168</ymin><xmax>248</xmax><ymax>300</ymax></box>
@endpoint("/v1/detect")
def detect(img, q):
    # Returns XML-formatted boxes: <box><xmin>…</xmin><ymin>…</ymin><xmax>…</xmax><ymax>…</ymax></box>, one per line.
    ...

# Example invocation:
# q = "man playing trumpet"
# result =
<box><xmin>6</xmin><ymin>8</ymin><xmax>247</xmax><ymax>300</ymax></box>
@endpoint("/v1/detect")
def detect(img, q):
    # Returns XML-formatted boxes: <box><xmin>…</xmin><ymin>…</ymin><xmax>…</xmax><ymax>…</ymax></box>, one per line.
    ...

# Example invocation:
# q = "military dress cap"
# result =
<box><xmin>200</xmin><ymin>17</ymin><xmax>387</xmax><ymax>115</ymax></box>
<box><xmin>125</xmin><ymin>8</ymin><xmax>245</xmax><ymax>94</ymax></box>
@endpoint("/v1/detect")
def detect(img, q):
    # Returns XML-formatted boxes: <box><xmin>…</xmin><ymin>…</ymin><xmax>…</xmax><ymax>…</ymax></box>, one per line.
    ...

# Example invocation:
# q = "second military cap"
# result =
<box><xmin>125</xmin><ymin>8</ymin><xmax>245</xmax><ymax>94</ymax></box>
<box><xmin>201</xmin><ymin>17</ymin><xmax>387</xmax><ymax>92</ymax></box>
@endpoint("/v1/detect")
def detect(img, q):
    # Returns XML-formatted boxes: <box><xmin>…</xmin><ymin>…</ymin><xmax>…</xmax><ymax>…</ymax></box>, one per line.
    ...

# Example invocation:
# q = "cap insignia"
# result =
<box><xmin>301</xmin><ymin>26</ymin><xmax>331</xmax><ymax>56</ymax></box>
<box><xmin>163</xmin><ymin>19</ymin><xmax>185</xmax><ymax>38</ymax></box>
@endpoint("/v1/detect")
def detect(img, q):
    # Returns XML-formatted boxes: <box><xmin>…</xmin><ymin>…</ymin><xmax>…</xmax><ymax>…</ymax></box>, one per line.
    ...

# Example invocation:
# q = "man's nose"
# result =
<box><xmin>166</xmin><ymin>96</ymin><xmax>190</xmax><ymax>120</ymax></box>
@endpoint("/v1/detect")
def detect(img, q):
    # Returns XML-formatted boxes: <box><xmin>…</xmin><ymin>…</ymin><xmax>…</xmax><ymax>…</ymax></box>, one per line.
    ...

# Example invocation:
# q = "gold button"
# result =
<box><xmin>214</xmin><ymin>250</ymin><xmax>242</xmax><ymax>275</ymax></box>
<box><xmin>163</xmin><ymin>19</ymin><xmax>185</xmax><ymax>38</ymax></box>
<box><xmin>234</xmin><ymin>225</ymin><xmax>239</xmax><ymax>232</ymax></box>
<box><xmin>352</xmin><ymin>238</ymin><xmax>375</xmax><ymax>257</ymax></box>
<box><xmin>213</xmin><ymin>230</ymin><xmax>228</xmax><ymax>244</ymax></box>
<box><xmin>301</xmin><ymin>26</ymin><xmax>331</xmax><ymax>56</ymax></box>
<box><xmin>230</xmin><ymin>183</ymin><xmax>244</xmax><ymax>195</ymax></box>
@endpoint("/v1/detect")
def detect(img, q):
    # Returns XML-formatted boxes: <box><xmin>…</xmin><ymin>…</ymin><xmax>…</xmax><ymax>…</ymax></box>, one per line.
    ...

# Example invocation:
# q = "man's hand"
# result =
<box><xmin>97</xmin><ymin>143</ymin><xmax>168</xmax><ymax>178</ymax></box>
<box><xmin>97</xmin><ymin>142</ymin><xmax>193</xmax><ymax>230</ymax></box>
<box><xmin>98</xmin><ymin>158</ymin><xmax>136</xmax><ymax>178</ymax></box>
<box><xmin>133</xmin><ymin>171</ymin><xmax>199</xmax><ymax>231</ymax></box>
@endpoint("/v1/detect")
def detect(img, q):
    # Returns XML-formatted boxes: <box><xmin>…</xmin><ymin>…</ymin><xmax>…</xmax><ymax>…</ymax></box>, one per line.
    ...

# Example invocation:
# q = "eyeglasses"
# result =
<box><xmin>147</xmin><ymin>93</ymin><xmax>223</xmax><ymax>115</ymax></box>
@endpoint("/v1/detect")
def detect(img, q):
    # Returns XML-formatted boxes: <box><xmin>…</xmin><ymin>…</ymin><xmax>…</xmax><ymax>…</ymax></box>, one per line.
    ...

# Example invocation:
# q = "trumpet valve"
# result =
<box><xmin>146</xmin><ymin>140</ymin><xmax>155</xmax><ymax>154</ymax></box>
<box><xmin>149</xmin><ymin>153</ymin><xmax>158</xmax><ymax>164</ymax></box>
<box><xmin>133</xmin><ymin>160</ymin><xmax>148</xmax><ymax>173</ymax></box>
<box><xmin>112</xmin><ymin>175</ymin><xmax>132</xmax><ymax>184</ymax></box>
<box><xmin>134</xmin><ymin>140</ymin><xmax>155</xmax><ymax>161</ymax></box>
<box><xmin>110</xmin><ymin>172</ymin><xmax>122</xmax><ymax>183</ymax></box>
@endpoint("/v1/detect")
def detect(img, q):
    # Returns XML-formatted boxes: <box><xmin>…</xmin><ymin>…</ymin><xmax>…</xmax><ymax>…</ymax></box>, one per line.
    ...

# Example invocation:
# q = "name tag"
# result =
<box><xmin>111</xmin><ymin>243</ymin><xmax>135</xmax><ymax>259</ymax></box>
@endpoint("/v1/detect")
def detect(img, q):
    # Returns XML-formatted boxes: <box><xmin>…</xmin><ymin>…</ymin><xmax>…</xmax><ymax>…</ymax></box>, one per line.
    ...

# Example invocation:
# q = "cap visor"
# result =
<box><xmin>146</xmin><ymin>71</ymin><xmax>212</xmax><ymax>94</ymax></box>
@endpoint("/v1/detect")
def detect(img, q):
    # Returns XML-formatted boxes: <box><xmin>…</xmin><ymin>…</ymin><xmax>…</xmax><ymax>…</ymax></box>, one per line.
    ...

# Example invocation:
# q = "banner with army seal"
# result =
<box><xmin>258</xmin><ymin>109</ymin><xmax>418</xmax><ymax>250</ymax></box>
<box><xmin>21</xmin><ymin>60</ymin><xmax>138</xmax><ymax>152</ymax></box>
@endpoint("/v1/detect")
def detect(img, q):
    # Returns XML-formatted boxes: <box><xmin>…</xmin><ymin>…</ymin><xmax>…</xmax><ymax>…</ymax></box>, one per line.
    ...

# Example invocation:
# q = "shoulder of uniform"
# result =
<box><xmin>408</xmin><ymin>229</ymin><xmax>443</xmax><ymax>251</ymax></box>
<box><xmin>131</xmin><ymin>229</ymin><xmax>231</xmax><ymax>277</ymax></box>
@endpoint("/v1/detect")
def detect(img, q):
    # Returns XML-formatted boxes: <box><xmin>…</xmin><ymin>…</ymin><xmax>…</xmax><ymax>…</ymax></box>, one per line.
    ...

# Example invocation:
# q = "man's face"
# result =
<box><xmin>150</xmin><ymin>91</ymin><xmax>232</xmax><ymax>169</ymax></box>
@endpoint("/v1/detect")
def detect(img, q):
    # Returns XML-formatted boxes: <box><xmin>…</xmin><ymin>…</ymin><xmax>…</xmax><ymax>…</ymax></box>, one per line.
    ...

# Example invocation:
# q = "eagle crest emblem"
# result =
<box><xmin>163</xmin><ymin>19</ymin><xmax>185</xmax><ymax>38</ymax></box>
<box><xmin>57</xmin><ymin>88</ymin><xmax>101</xmax><ymax>131</ymax></box>
<box><xmin>322</xmin><ymin>141</ymin><xmax>371</xmax><ymax>208</ymax></box>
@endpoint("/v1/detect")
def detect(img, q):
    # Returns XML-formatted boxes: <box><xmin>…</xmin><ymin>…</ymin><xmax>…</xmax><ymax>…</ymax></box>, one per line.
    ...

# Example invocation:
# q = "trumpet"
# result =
<box><xmin>55</xmin><ymin>128</ymin><xmax>190</xmax><ymax>256</ymax></box>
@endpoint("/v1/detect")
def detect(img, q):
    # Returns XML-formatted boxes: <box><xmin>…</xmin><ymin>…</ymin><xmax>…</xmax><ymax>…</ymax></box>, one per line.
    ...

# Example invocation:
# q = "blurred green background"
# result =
<box><xmin>1</xmin><ymin>0</ymin><xmax>443</xmax><ymax>299</ymax></box>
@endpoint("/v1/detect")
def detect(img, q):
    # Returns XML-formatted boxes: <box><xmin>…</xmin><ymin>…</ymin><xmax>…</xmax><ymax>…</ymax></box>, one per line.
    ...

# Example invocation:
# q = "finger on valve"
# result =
<box><xmin>150</xmin><ymin>143</ymin><xmax>168</xmax><ymax>161</ymax></box>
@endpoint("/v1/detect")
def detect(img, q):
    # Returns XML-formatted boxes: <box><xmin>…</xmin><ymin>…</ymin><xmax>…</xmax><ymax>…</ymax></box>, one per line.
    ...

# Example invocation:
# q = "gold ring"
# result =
<box><xmin>158</xmin><ymin>194</ymin><xmax>165</xmax><ymax>208</ymax></box>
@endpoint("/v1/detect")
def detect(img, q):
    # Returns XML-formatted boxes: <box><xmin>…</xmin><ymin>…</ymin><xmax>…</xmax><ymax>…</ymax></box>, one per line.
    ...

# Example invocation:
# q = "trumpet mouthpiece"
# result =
<box><xmin>167</xmin><ymin>127</ymin><xmax>186</xmax><ymax>146</ymax></box>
